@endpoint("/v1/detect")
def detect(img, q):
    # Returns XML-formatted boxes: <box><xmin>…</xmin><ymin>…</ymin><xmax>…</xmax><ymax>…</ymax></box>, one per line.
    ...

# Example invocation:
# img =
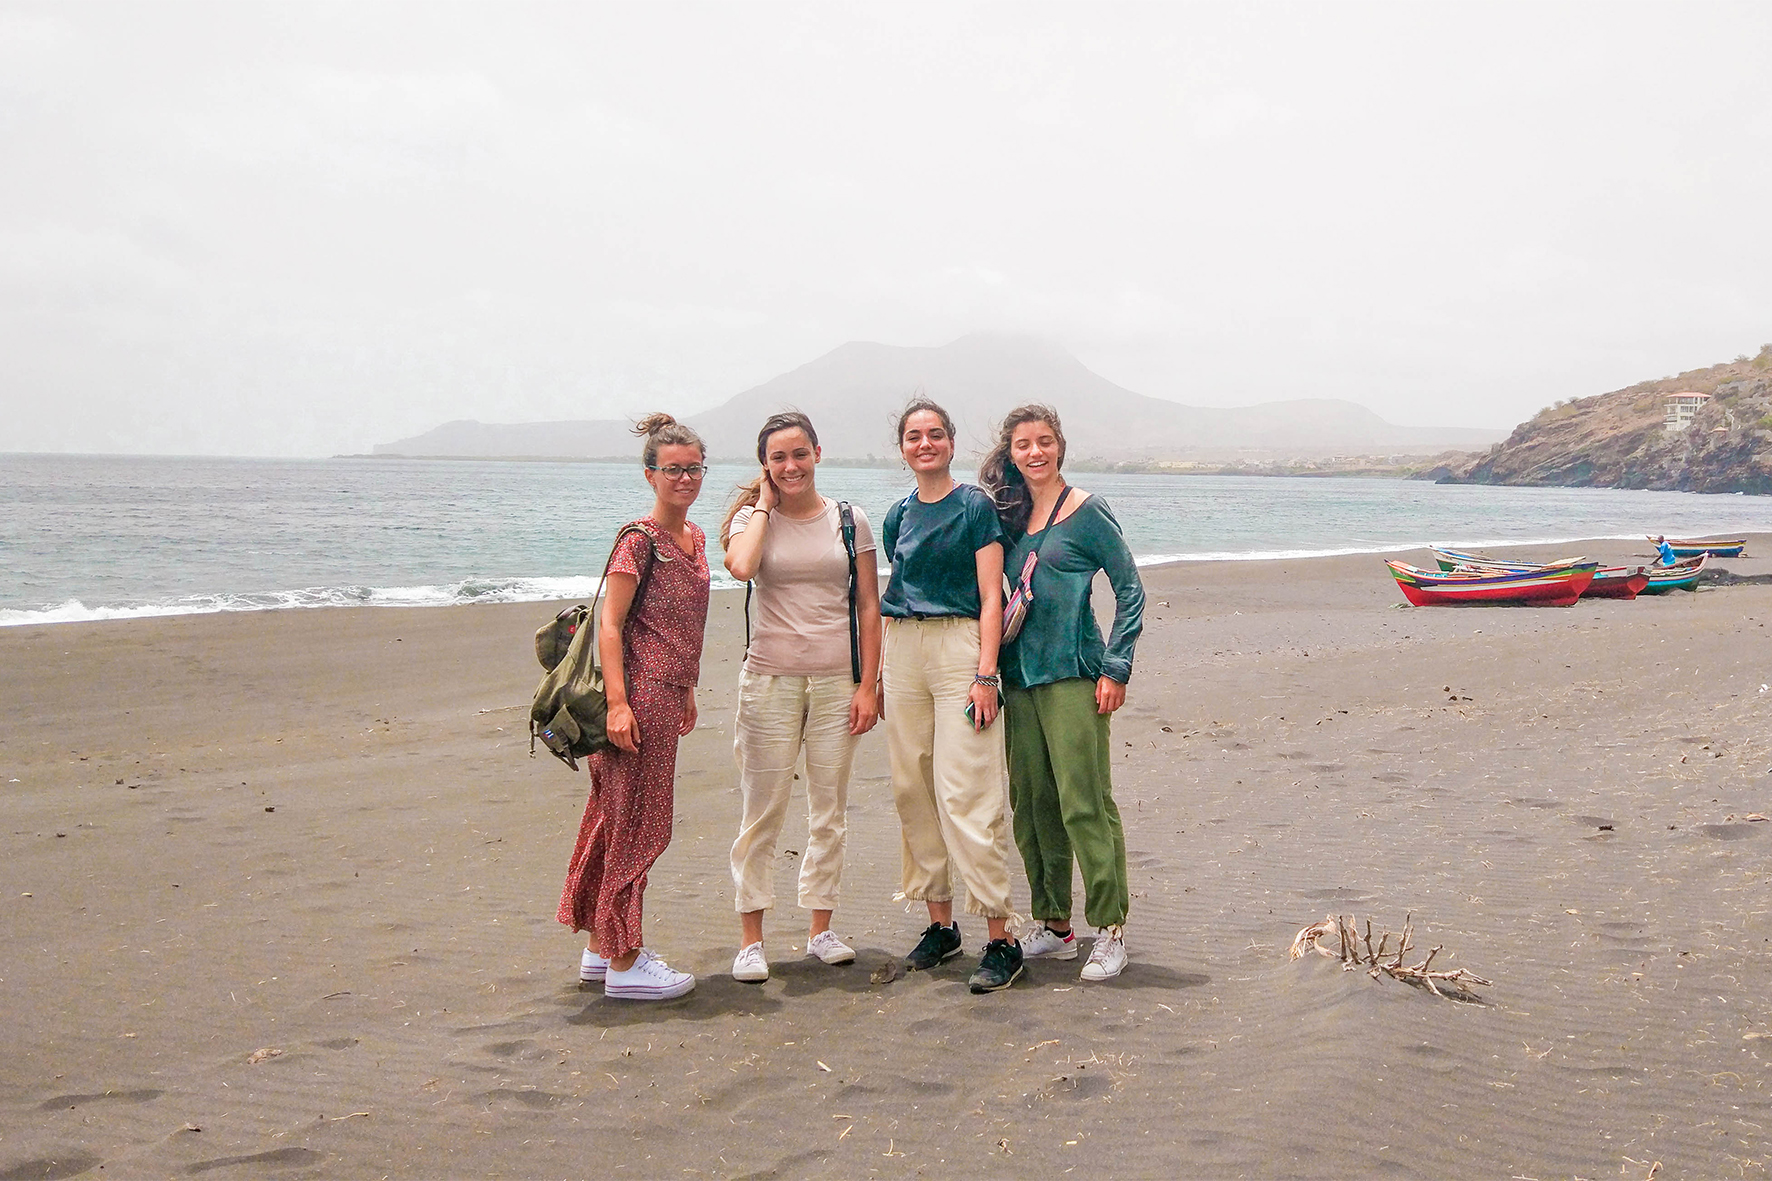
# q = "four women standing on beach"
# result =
<box><xmin>557</xmin><ymin>414</ymin><xmax>711</xmax><ymax>1000</ymax></box>
<box><xmin>980</xmin><ymin>404</ymin><xmax>1145</xmax><ymax>980</ymax></box>
<box><xmin>557</xmin><ymin>399</ymin><xmax>1143</xmax><ymax>999</ymax></box>
<box><xmin>719</xmin><ymin>413</ymin><xmax>882</xmax><ymax>982</ymax></box>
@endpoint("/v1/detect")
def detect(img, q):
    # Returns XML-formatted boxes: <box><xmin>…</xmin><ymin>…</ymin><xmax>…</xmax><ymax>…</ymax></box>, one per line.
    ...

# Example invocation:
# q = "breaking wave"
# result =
<box><xmin>0</xmin><ymin>573</ymin><xmax>752</xmax><ymax>628</ymax></box>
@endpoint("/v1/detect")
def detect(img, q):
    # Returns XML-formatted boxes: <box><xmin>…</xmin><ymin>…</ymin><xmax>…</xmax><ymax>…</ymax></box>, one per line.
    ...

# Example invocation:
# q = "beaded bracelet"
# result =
<box><xmin>973</xmin><ymin>673</ymin><xmax>1001</xmax><ymax>688</ymax></box>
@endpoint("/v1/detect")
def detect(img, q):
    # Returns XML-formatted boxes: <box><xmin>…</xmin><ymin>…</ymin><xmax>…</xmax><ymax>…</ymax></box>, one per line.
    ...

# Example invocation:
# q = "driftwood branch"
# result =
<box><xmin>1289</xmin><ymin>913</ymin><xmax>1492</xmax><ymax>1001</ymax></box>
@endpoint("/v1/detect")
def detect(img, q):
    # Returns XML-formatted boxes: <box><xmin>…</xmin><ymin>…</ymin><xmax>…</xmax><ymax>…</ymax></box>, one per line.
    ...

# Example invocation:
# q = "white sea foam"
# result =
<box><xmin>0</xmin><ymin>573</ymin><xmax>753</xmax><ymax>628</ymax></box>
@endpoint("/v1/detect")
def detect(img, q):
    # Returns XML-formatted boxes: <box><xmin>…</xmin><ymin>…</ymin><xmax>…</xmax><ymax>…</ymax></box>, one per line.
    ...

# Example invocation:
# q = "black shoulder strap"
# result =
<box><xmin>1031</xmin><ymin>486</ymin><xmax>1070</xmax><ymax>555</ymax></box>
<box><xmin>839</xmin><ymin>501</ymin><xmax>860</xmax><ymax>684</ymax></box>
<box><xmin>740</xmin><ymin>506</ymin><xmax>757</xmax><ymax>657</ymax></box>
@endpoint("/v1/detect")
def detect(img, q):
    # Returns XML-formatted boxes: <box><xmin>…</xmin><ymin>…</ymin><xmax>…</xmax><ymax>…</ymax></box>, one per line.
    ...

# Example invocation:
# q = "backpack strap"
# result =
<box><xmin>593</xmin><ymin>521</ymin><xmax>666</xmax><ymax>644</ymax></box>
<box><xmin>839</xmin><ymin>501</ymin><xmax>860</xmax><ymax>684</ymax></box>
<box><xmin>629</xmin><ymin>521</ymin><xmax>666</xmax><ymax>606</ymax></box>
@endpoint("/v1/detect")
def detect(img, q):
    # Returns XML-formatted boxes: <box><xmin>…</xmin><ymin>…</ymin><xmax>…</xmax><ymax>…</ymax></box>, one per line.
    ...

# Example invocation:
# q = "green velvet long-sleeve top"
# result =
<box><xmin>1000</xmin><ymin>493</ymin><xmax>1145</xmax><ymax>690</ymax></box>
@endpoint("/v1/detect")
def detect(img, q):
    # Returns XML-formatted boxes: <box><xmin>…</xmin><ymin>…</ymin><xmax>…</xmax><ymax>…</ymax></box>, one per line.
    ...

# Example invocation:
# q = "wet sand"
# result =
<box><xmin>3</xmin><ymin>536</ymin><xmax>1771</xmax><ymax>1178</ymax></box>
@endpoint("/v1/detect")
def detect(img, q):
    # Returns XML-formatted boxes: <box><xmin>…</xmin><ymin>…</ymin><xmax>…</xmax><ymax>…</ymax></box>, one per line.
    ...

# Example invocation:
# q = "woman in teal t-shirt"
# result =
<box><xmin>980</xmin><ymin>404</ymin><xmax>1145</xmax><ymax>982</ymax></box>
<box><xmin>879</xmin><ymin>398</ymin><xmax>1025</xmax><ymax>994</ymax></box>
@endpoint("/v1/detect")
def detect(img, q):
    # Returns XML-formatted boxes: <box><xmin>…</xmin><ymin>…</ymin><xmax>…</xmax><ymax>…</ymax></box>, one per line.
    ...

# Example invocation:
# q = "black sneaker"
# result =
<box><xmin>904</xmin><ymin>922</ymin><xmax>963</xmax><ymax>971</ymax></box>
<box><xmin>968</xmin><ymin>938</ymin><xmax>1025</xmax><ymax>993</ymax></box>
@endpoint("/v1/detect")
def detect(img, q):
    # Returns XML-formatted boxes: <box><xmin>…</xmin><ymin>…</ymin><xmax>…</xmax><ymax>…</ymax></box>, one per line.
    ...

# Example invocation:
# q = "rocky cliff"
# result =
<box><xmin>1421</xmin><ymin>345</ymin><xmax>1772</xmax><ymax>494</ymax></box>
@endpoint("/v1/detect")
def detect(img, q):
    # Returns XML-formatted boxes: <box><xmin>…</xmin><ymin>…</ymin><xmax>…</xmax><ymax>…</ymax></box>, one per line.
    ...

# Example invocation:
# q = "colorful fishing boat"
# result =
<box><xmin>1652</xmin><ymin>536</ymin><xmax>1746</xmax><ymax>559</ymax></box>
<box><xmin>1431</xmin><ymin>547</ymin><xmax>1585</xmax><ymax>573</ymax></box>
<box><xmin>1639</xmin><ymin>553</ymin><xmax>1708</xmax><ymax>594</ymax></box>
<box><xmin>1386</xmin><ymin>560</ymin><xmax>1597</xmax><ymax>607</ymax></box>
<box><xmin>1582</xmin><ymin>566</ymin><xmax>1651</xmax><ymax>600</ymax></box>
<box><xmin>1429</xmin><ymin>548</ymin><xmax>1648</xmax><ymax>600</ymax></box>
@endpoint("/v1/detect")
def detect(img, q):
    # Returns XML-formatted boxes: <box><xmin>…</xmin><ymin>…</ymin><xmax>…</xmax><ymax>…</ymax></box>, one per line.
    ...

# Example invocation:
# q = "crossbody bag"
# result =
<box><xmin>1001</xmin><ymin>485</ymin><xmax>1071</xmax><ymax>644</ymax></box>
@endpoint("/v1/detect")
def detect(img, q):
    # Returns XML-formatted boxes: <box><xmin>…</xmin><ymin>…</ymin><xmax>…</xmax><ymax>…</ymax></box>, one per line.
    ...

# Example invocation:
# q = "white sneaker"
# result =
<box><xmin>1022</xmin><ymin>924</ymin><xmax>1079</xmax><ymax>960</ymax></box>
<box><xmin>1080</xmin><ymin>928</ymin><xmax>1127</xmax><ymax>981</ymax></box>
<box><xmin>604</xmin><ymin>949</ymin><xmax>695</xmax><ymax>1000</ymax></box>
<box><xmin>807</xmin><ymin>930</ymin><xmax>856</xmax><ymax>965</ymax></box>
<box><xmin>580</xmin><ymin>948</ymin><xmax>609</xmax><ymax>982</ymax></box>
<box><xmin>732</xmin><ymin>941</ymin><xmax>770</xmax><ymax>982</ymax></box>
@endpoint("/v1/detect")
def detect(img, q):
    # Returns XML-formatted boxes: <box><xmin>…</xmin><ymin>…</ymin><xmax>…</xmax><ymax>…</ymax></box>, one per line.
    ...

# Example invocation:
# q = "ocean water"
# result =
<box><xmin>5</xmin><ymin>453</ymin><xmax>1772</xmax><ymax>627</ymax></box>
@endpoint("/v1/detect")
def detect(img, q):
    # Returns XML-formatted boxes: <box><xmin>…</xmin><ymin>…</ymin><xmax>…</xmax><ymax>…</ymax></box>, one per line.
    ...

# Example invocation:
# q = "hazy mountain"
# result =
<box><xmin>373</xmin><ymin>334</ymin><xmax>1503</xmax><ymax>462</ymax></box>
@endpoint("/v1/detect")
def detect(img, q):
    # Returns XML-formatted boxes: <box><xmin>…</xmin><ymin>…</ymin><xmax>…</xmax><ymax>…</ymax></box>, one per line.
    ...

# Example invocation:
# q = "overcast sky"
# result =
<box><xmin>3</xmin><ymin>1</ymin><xmax>1768</xmax><ymax>456</ymax></box>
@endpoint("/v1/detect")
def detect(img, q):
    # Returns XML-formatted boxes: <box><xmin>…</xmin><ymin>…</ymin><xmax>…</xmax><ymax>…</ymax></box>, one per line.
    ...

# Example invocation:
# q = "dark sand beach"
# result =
<box><xmin>4</xmin><ymin>538</ymin><xmax>1771</xmax><ymax>1179</ymax></box>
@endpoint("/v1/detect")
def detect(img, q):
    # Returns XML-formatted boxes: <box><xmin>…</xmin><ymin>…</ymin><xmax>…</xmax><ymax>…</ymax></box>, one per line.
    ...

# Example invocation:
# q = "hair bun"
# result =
<box><xmin>632</xmin><ymin>412</ymin><xmax>679</xmax><ymax>437</ymax></box>
<box><xmin>631</xmin><ymin>411</ymin><xmax>707</xmax><ymax>469</ymax></box>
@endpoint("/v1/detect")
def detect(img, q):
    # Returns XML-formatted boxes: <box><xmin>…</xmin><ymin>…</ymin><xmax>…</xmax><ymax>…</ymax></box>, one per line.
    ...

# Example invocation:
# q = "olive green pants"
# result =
<box><xmin>1003</xmin><ymin>678</ymin><xmax>1129</xmax><ymax>930</ymax></box>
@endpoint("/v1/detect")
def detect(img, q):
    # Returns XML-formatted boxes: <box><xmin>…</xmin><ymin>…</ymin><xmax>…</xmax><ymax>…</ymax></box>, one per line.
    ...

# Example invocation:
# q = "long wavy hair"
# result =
<box><xmin>979</xmin><ymin>404</ymin><xmax>1066</xmax><ymax>536</ymax></box>
<box><xmin>718</xmin><ymin>411</ymin><xmax>821</xmax><ymax>549</ymax></box>
<box><xmin>632</xmin><ymin>412</ymin><xmax>705</xmax><ymax>468</ymax></box>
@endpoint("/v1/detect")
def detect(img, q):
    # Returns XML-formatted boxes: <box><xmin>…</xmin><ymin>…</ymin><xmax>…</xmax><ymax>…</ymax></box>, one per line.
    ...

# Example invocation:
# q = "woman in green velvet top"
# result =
<box><xmin>980</xmin><ymin>404</ymin><xmax>1145</xmax><ymax>982</ymax></box>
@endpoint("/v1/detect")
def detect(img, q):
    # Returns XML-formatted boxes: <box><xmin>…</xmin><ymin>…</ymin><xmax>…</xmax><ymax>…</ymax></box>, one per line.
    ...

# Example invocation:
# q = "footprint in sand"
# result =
<box><xmin>479</xmin><ymin>1087</ymin><xmax>564</xmax><ymax>1110</ymax></box>
<box><xmin>1301</xmin><ymin>887</ymin><xmax>1373</xmax><ymax>903</ymax></box>
<box><xmin>1699</xmin><ymin>823</ymin><xmax>1764</xmax><ymax>841</ymax></box>
<box><xmin>37</xmin><ymin>1088</ymin><xmax>161</xmax><ymax>1111</ymax></box>
<box><xmin>187</xmin><ymin>1148</ymin><xmax>323</xmax><ymax>1174</ymax></box>
<box><xmin>0</xmin><ymin>1151</ymin><xmax>105</xmax><ymax>1181</ymax></box>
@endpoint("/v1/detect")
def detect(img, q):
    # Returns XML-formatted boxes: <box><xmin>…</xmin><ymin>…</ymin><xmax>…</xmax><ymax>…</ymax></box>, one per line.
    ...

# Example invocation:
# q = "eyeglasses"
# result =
<box><xmin>648</xmin><ymin>463</ymin><xmax>708</xmax><ymax>481</ymax></box>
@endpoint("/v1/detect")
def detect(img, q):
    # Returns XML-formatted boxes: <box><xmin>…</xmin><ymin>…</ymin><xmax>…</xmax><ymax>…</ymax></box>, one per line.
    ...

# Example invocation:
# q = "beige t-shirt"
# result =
<box><xmin>734</xmin><ymin>498</ymin><xmax>877</xmax><ymax>677</ymax></box>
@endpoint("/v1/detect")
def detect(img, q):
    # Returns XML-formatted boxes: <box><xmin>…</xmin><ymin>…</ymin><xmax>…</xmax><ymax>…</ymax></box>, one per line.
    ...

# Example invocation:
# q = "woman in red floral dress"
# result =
<box><xmin>557</xmin><ymin>413</ymin><xmax>712</xmax><ymax>1000</ymax></box>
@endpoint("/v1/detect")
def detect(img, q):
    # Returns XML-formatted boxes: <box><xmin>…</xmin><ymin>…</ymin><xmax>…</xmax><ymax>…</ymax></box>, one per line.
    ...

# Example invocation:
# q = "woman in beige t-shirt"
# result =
<box><xmin>719</xmin><ymin>412</ymin><xmax>882</xmax><ymax>983</ymax></box>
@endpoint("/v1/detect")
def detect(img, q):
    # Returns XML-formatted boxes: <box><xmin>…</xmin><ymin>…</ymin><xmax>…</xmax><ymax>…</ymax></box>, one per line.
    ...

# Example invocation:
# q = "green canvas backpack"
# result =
<box><xmin>529</xmin><ymin>522</ymin><xmax>667</xmax><ymax>770</ymax></box>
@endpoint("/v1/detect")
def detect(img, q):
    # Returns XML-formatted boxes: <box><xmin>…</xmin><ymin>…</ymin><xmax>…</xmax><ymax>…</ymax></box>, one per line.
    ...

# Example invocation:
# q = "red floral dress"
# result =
<box><xmin>556</xmin><ymin>519</ymin><xmax>710</xmax><ymax>957</ymax></box>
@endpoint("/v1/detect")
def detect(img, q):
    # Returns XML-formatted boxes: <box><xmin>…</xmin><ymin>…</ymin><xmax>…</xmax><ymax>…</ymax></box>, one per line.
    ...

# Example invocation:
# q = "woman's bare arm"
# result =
<box><xmin>968</xmin><ymin>541</ymin><xmax>1005</xmax><ymax>729</ymax></box>
<box><xmin>598</xmin><ymin>571</ymin><xmax>640</xmax><ymax>753</ymax></box>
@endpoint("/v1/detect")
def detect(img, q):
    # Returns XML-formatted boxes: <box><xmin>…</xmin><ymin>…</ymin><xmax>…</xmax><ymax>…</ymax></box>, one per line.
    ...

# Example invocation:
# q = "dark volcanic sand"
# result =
<box><xmin>3</xmin><ymin>537</ymin><xmax>1770</xmax><ymax>1178</ymax></box>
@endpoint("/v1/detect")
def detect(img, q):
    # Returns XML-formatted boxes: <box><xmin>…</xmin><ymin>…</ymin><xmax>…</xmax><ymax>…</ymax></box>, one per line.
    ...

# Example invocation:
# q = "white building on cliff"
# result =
<box><xmin>1663</xmin><ymin>391</ymin><xmax>1709</xmax><ymax>432</ymax></box>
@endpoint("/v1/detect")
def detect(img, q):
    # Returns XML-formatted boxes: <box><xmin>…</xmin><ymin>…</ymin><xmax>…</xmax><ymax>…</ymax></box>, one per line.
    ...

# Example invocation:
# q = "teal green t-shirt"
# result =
<box><xmin>1000</xmin><ymin>494</ymin><xmax>1145</xmax><ymax>688</ymax></box>
<box><xmin>880</xmin><ymin>484</ymin><xmax>1005</xmax><ymax>619</ymax></box>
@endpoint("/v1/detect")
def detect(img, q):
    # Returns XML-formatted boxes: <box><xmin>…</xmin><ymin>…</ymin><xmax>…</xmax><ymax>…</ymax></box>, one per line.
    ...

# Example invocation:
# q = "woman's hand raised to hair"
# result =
<box><xmin>755</xmin><ymin>471</ymin><xmax>779</xmax><ymax>513</ymax></box>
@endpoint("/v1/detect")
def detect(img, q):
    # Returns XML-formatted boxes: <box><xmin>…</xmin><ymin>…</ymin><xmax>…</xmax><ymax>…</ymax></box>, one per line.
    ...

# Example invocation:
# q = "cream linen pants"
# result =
<box><xmin>729</xmin><ymin>670</ymin><xmax>859</xmax><ymax>913</ymax></box>
<box><xmin>882</xmin><ymin>617</ymin><xmax>1014</xmax><ymax>919</ymax></box>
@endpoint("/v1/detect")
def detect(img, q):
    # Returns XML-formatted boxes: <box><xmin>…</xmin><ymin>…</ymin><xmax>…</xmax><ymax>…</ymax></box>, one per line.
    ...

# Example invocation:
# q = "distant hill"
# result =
<box><xmin>373</xmin><ymin>334</ymin><xmax>1503</xmax><ymax>463</ymax></box>
<box><xmin>1421</xmin><ymin>344</ymin><xmax>1772</xmax><ymax>494</ymax></box>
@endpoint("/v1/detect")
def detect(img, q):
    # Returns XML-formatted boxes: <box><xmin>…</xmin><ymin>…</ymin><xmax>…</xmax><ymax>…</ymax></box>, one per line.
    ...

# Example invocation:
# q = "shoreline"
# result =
<box><xmin>4</xmin><ymin>540</ymin><xmax>1772</xmax><ymax>1176</ymax></box>
<box><xmin>0</xmin><ymin>532</ymin><xmax>1746</xmax><ymax>629</ymax></box>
